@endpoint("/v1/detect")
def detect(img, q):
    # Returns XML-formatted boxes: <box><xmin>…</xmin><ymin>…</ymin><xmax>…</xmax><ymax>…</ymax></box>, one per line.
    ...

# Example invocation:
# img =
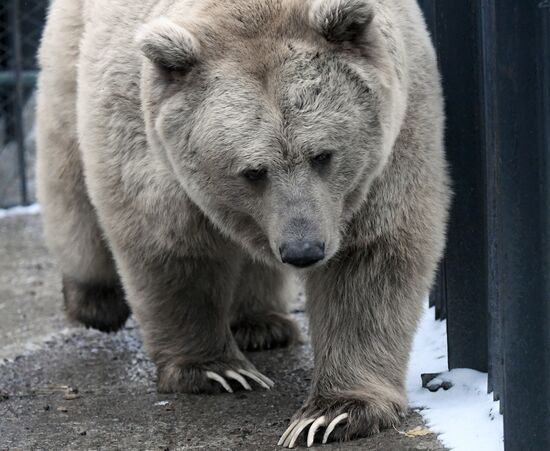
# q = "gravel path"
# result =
<box><xmin>0</xmin><ymin>213</ymin><xmax>445</xmax><ymax>451</ymax></box>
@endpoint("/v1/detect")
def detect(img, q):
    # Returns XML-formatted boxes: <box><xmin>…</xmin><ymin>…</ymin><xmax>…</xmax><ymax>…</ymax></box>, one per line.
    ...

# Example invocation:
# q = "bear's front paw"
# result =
<box><xmin>157</xmin><ymin>358</ymin><xmax>274</xmax><ymax>394</ymax></box>
<box><xmin>278</xmin><ymin>395</ymin><xmax>405</xmax><ymax>448</ymax></box>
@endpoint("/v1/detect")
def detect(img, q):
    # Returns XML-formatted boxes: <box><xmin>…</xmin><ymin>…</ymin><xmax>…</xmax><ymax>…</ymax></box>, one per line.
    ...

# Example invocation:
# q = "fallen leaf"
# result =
<box><xmin>404</xmin><ymin>426</ymin><xmax>432</xmax><ymax>438</ymax></box>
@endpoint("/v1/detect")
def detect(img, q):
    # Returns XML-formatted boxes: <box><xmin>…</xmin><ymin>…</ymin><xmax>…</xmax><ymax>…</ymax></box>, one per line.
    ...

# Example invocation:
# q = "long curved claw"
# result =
<box><xmin>278</xmin><ymin>419</ymin><xmax>300</xmax><ymax>446</ymax></box>
<box><xmin>237</xmin><ymin>368</ymin><xmax>274</xmax><ymax>389</ymax></box>
<box><xmin>287</xmin><ymin>418</ymin><xmax>315</xmax><ymax>448</ymax></box>
<box><xmin>307</xmin><ymin>416</ymin><xmax>327</xmax><ymax>447</ymax></box>
<box><xmin>322</xmin><ymin>413</ymin><xmax>349</xmax><ymax>444</ymax></box>
<box><xmin>225</xmin><ymin>370</ymin><xmax>252</xmax><ymax>391</ymax></box>
<box><xmin>205</xmin><ymin>371</ymin><xmax>233</xmax><ymax>393</ymax></box>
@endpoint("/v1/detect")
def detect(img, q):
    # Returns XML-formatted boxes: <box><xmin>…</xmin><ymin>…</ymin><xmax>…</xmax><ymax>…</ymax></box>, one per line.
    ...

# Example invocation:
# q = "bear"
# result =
<box><xmin>36</xmin><ymin>0</ymin><xmax>450</xmax><ymax>446</ymax></box>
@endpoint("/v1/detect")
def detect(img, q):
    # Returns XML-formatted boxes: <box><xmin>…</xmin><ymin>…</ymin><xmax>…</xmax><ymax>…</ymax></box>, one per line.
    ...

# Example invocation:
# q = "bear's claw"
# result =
<box><xmin>285</xmin><ymin>419</ymin><xmax>315</xmax><ymax>448</ymax></box>
<box><xmin>308</xmin><ymin>416</ymin><xmax>327</xmax><ymax>446</ymax></box>
<box><xmin>237</xmin><ymin>368</ymin><xmax>275</xmax><ymax>389</ymax></box>
<box><xmin>278</xmin><ymin>413</ymin><xmax>348</xmax><ymax>448</ymax></box>
<box><xmin>225</xmin><ymin>370</ymin><xmax>252</xmax><ymax>391</ymax></box>
<box><xmin>205</xmin><ymin>371</ymin><xmax>233</xmax><ymax>393</ymax></box>
<box><xmin>278</xmin><ymin>395</ymin><xmax>405</xmax><ymax>447</ymax></box>
<box><xmin>322</xmin><ymin>413</ymin><xmax>349</xmax><ymax>444</ymax></box>
<box><xmin>205</xmin><ymin>368</ymin><xmax>274</xmax><ymax>393</ymax></box>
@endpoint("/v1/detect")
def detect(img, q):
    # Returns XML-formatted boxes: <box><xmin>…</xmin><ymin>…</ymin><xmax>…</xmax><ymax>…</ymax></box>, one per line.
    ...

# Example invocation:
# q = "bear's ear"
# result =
<box><xmin>136</xmin><ymin>17</ymin><xmax>200</xmax><ymax>71</ymax></box>
<box><xmin>309</xmin><ymin>0</ymin><xmax>374</xmax><ymax>44</ymax></box>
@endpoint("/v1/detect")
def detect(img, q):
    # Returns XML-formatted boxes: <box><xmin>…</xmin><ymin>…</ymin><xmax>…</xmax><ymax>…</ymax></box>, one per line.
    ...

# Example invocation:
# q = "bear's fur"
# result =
<box><xmin>37</xmin><ymin>0</ymin><xmax>449</xmax><ymax>445</ymax></box>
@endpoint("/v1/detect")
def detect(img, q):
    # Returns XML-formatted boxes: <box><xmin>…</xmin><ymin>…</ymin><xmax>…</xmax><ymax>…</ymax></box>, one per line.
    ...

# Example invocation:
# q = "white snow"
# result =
<box><xmin>408</xmin><ymin>304</ymin><xmax>504</xmax><ymax>451</ymax></box>
<box><xmin>0</xmin><ymin>203</ymin><xmax>41</xmax><ymax>218</ymax></box>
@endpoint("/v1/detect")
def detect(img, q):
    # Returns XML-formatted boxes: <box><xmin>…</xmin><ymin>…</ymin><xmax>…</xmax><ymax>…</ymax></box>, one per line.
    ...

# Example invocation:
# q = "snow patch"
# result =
<box><xmin>0</xmin><ymin>203</ymin><xmax>41</xmax><ymax>219</ymax></box>
<box><xmin>408</xmin><ymin>304</ymin><xmax>504</xmax><ymax>451</ymax></box>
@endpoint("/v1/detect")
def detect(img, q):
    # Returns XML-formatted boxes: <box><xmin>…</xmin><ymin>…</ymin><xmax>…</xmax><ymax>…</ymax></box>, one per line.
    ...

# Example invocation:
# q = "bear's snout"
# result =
<box><xmin>279</xmin><ymin>240</ymin><xmax>325</xmax><ymax>268</ymax></box>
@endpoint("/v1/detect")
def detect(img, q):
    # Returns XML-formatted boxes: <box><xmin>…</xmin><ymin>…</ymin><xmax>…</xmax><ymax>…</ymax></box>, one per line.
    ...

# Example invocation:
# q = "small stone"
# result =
<box><xmin>57</xmin><ymin>406</ymin><xmax>68</xmax><ymax>412</ymax></box>
<box><xmin>63</xmin><ymin>386</ymin><xmax>80</xmax><ymax>400</ymax></box>
<box><xmin>0</xmin><ymin>390</ymin><xmax>9</xmax><ymax>401</ymax></box>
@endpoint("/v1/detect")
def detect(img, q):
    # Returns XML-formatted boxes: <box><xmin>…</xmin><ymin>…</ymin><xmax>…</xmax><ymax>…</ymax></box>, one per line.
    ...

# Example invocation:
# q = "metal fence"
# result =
<box><xmin>0</xmin><ymin>0</ymin><xmax>48</xmax><ymax>208</ymax></box>
<box><xmin>1</xmin><ymin>1</ymin><xmax>549</xmax><ymax>450</ymax></box>
<box><xmin>420</xmin><ymin>1</ymin><xmax>550</xmax><ymax>450</ymax></box>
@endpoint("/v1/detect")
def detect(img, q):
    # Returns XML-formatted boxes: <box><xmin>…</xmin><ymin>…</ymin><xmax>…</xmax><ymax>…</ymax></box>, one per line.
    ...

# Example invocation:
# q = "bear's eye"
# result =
<box><xmin>242</xmin><ymin>167</ymin><xmax>268</xmax><ymax>182</ymax></box>
<box><xmin>311</xmin><ymin>151</ymin><xmax>333</xmax><ymax>166</ymax></box>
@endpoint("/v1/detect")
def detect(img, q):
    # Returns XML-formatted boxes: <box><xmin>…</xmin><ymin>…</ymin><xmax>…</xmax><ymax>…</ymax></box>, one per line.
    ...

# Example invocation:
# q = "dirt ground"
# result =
<box><xmin>0</xmin><ymin>213</ymin><xmax>446</xmax><ymax>451</ymax></box>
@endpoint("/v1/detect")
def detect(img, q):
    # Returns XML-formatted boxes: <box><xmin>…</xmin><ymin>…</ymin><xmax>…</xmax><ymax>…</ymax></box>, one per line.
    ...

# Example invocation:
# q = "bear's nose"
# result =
<box><xmin>279</xmin><ymin>241</ymin><xmax>325</xmax><ymax>268</ymax></box>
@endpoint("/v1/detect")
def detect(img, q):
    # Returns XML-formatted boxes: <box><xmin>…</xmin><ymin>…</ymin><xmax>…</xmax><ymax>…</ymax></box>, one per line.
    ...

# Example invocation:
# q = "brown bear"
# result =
<box><xmin>36</xmin><ymin>0</ymin><xmax>450</xmax><ymax>446</ymax></box>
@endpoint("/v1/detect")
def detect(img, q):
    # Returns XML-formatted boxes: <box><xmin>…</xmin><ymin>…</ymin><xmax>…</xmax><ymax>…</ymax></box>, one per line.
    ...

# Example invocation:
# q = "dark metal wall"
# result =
<box><xmin>422</xmin><ymin>0</ymin><xmax>490</xmax><ymax>373</ymax></box>
<box><xmin>421</xmin><ymin>0</ymin><xmax>550</xmax><ymax>450</ymax></box>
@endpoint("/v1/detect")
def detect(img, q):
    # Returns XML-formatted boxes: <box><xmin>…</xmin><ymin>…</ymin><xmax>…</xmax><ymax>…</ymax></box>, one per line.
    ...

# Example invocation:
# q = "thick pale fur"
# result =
<box><xmin>37</xmin><ymin>0</ymin><xmax>450</xmax><ymax>443</ymax></box>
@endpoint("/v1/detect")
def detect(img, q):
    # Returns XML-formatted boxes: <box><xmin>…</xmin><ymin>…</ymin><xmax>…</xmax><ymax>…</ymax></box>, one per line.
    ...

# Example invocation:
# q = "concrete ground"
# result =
<box><xmin>0</xmin><ymin>213</ymin><xmax>446</xmax><ymax>451</ymax></box>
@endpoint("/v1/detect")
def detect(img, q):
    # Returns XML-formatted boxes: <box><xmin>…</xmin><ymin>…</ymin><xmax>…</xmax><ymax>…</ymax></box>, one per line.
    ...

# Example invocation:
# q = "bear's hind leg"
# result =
<box><xmin>38</xmin><ymin>156</ymin><xmax>130</xmax><ymax>333</ymax></box>
<box><xmin>231</xmin><ymin>259</ymin><xmax>301</xmax><ymax>351</ymax></box>
<box><xmin>36</xmin><ymin>0</ymin><xmax>129</xmax><ymax>333</ymax></box>
<box><xmin>38</xmin><ymin>159</ymin><xmax>130</xmax><ymax>333</ymax></box>
<box><xmin>62</xmin><ymin>276</ymin><xmax>129</xmax><ymax>333</ymax></box>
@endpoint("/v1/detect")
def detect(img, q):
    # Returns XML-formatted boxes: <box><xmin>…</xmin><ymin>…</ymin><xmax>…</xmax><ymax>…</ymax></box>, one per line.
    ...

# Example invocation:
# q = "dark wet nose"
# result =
<box><xmin>279</xmin><ymin>241</ymin><xmax>325</xmax><ymax>268</ymax></box>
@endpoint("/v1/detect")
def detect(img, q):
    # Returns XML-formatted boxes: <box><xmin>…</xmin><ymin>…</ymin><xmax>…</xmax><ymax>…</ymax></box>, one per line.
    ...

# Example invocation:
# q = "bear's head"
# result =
<box><xmin>137</xmin><ymin>0</ymin><xmax>406</xmax><ymax>268</ymax></box>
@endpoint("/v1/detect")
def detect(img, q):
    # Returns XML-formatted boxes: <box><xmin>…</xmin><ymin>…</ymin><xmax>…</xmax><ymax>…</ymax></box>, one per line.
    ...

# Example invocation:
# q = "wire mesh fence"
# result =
<box><xmin>0</xmin><ymin>0</ymin><xmax>48</xmax><ymax>208</ymax></box>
